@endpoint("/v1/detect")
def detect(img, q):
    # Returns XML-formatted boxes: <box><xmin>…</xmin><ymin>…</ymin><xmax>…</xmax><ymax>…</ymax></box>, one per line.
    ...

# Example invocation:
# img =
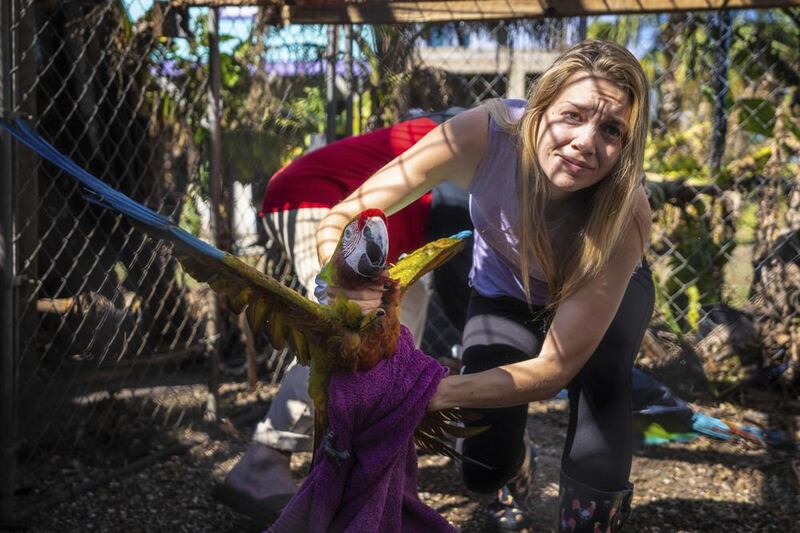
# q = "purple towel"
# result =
<box><xmin>268</xmin><ymin>326</ymin><xmax>457</xmax><ymax>533</ymax></box>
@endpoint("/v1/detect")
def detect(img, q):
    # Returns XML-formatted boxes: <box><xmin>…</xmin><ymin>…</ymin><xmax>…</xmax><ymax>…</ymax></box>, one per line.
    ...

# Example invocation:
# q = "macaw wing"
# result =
<box><xmin>388</xmin><ymin>231</ymin><xmax>471</xmax><ymax>292</ymax></box>
<box><xmin>181</xmin><ymin>253</ymin><xmax>338</xmax><ymax>367</ymax></box>
<box><xmin>0</xmin><ymin>118</ymin><xmax>338</xmax><ymax>364</ymax></box>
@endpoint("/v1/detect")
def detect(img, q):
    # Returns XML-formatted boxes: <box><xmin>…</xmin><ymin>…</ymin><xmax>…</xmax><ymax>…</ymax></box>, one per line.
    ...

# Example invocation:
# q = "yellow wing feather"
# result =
<box><xmin>388</xmin><ymin>233</ymin><xmax>470</xmax><ymax>292</ymax></box>
<box><xmin>174</xmin><ymin>250</ymin><xmax>341</xmax><ymax>366</ymax></box>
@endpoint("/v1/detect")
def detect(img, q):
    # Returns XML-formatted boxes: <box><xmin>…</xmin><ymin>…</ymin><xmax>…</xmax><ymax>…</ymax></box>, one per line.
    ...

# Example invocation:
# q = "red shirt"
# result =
<box><xmin>261</xmin><ymin>118</ymin><xmax>437</xmax><ymax>263</ymax></box>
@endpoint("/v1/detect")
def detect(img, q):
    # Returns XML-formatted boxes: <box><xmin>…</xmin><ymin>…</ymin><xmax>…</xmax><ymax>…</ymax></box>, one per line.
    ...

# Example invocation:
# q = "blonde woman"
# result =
<box><xmin>316</xmin><ymin>40</ymin><xmax>654</xmax><ymax>532</ymax></box>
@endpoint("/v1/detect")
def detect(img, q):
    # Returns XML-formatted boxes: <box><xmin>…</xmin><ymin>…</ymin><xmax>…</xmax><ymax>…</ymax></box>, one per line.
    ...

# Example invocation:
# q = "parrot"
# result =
<box><xmin>630</xmin><ymin>367</ymin><xmax>795</xmax><ymax>450</ymax></box>
<box><xmin>0</xmin><ymin>117</ymin><xmax>484</xmax><ymax>461</ymax></box>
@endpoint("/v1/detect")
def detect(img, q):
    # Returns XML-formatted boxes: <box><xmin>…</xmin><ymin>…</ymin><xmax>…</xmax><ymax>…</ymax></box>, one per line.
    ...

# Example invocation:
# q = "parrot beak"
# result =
<box><xmin>357</xmin><ymin>215</ymin><xmax>388</xmax><ymax>277</ymax></box>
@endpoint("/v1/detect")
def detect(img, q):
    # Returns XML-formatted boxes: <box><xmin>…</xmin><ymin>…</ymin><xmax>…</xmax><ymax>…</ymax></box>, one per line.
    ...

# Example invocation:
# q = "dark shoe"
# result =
<box><xmin>213</xmin><ymin>443</ymin><xmax>297</xmax><ymax>527</ymax></box>
<box><xmin>489</xmin><ymin>442</ymin><xmax>538</xmax><ymax>531</ymax></box>
<box><xmin>557</xmin><ymin>470</ymin><xmax>633</xmax><ymax>532</ymax></box>
<box><xmin>213</xmin><ymin>481</ymin><xmax>293</xmax><ymax>527</ymax></box>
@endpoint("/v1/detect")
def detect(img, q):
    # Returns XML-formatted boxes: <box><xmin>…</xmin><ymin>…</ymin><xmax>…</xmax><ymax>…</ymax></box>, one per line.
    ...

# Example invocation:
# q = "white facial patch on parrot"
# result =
<box><xmin>344</xmin><ymin>216</ymin><xmax>388</xmax><ymax>277</ymax></box>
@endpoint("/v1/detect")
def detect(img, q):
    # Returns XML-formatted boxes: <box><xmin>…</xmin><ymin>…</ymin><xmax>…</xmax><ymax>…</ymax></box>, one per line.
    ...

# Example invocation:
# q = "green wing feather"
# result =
<box><xmin>388</xmin><ymin>231</ymin><xmax>471</xmax><ymax>292</ymax></box>
<box><xmin>179</xmin><ymin>251</ymin><xmax>341</xmax><ymax>357</ymax></box>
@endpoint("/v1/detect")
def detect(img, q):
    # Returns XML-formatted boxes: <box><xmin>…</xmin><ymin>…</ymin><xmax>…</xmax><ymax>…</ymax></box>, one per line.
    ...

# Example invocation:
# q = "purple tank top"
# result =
<box><xmin>468</xmin><ymin>99</ymin><xmax>551</xmax><ymax>305</ymax></box>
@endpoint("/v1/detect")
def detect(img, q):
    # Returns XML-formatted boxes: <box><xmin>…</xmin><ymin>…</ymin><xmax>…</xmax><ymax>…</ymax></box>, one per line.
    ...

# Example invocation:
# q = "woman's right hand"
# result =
<box><xmin>313</xmin><ymin>271</ymin><xmax>387</xmax><ymax>315</ymax></box>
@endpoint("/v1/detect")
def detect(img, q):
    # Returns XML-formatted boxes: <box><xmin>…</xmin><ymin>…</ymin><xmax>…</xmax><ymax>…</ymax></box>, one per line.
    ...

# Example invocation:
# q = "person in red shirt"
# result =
<box><xmin>261</xmin><ymin>117</ymin><xmax>436</xmax><ymax>269</ymax></box>
<box><xmin>215</xmin><ymin>109</ymin><xmax>472</xmax><ymax>526</ymax></box>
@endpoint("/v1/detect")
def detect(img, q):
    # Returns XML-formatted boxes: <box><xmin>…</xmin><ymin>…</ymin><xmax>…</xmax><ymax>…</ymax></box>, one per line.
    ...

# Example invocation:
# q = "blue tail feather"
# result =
<box><xmin>10</xmin><ymin>119</ymin><xmax>169</xmax><ymax>230</ymax></box>
<box><xmin>0</xmin><ymin>118</ymin><xmax>224</xmax><ymax>261</ymax></box>
<box><xmin>448</xmin><ymin>230</ymin><xmax>472</xmax><ymax>240</ymax></box>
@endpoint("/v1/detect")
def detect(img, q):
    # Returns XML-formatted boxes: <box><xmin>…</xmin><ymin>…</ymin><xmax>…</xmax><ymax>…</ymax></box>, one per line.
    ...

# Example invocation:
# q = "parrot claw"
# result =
<box><xmin>321</xmin><ymin>431</ymin><xmax>351</xmax><ymax>465</ymax></box>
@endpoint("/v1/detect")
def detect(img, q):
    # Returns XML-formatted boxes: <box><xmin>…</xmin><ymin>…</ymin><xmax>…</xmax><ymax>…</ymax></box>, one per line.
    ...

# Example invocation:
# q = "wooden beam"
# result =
<box><xmin>284</xmin><ymin>1</ymin><xmax>800</xmax><ymax>24</ymax></box>
<box><xmin>172</xmin><ymin>0</ymin><xmax>273</xmax><ymax>6</ymax></box>
<box><xmin>171</xmin><ymin>0</ymin><xmax>800</xmax><ymax>24</ymax></box>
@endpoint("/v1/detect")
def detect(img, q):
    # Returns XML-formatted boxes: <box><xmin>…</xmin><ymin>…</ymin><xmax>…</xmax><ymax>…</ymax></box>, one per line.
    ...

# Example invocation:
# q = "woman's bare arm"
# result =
<box><xmin>429</xmin><ymin>188</ymin><xmax>652</xmax><ymax>410</ymax></box>
<box><xmin>316</xmin><ymin>107</ymin><xmax>489</xmax><ymax>265</ymax></box>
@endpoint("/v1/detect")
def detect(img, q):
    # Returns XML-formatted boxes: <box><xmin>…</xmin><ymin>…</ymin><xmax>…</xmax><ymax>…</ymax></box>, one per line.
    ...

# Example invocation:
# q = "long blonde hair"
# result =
<box><xmin>486</xmin><ymin>39</ymin><xmax>650</xmax><ymax>308</ymax></box>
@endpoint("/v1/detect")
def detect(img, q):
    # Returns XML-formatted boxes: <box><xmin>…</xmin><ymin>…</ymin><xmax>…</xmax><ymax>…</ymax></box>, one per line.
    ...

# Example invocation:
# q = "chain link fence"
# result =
<box><xmin>1</xmin><ymin>1</ymin><xmax>797</xmax><ymax>524</ymax></box>
<box><xmin>1</xmin><ymin>1</ymin><xmax>219</xmax><ymax>521</ymax></box>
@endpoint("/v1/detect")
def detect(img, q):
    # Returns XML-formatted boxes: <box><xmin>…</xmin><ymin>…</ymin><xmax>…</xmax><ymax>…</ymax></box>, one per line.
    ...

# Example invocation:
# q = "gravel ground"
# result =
<box><xmin>13</xmin><ymin>382</ymin><xmax>799</xmax><ymax>533</ymax></box>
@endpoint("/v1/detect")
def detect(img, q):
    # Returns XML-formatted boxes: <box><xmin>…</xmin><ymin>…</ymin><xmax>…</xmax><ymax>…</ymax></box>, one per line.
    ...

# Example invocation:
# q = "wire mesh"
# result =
<box><xmin>6</xmin><ymin>0</ymin><xmax>218</xmax><ymax>517</ymax></box>
<box><xmin>2</xmin><ymin>1</ymin><xmax>798</xmax><ymax>522</ymax></box>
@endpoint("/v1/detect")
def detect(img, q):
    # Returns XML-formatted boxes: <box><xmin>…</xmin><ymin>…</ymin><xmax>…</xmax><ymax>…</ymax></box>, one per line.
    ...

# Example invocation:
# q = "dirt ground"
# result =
<box><xmin>17</xmin><ymin>379</ymin><xmax>797</xmax><ymax>533</ymax></box>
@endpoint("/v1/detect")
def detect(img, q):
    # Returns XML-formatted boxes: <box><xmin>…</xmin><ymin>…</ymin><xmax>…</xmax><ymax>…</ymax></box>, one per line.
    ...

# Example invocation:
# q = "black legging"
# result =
<box><xmin>461</xmin><ymin>263</ymin><xmax>655</xmax><ymax>493</ymax></box>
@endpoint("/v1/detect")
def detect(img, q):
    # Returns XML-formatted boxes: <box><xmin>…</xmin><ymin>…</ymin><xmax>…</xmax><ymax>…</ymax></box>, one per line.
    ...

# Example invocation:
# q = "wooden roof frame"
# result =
<box><xmin>170</xmin><ymin>0</ymin><xmax>800</xmax><ymax>25</ymax></box>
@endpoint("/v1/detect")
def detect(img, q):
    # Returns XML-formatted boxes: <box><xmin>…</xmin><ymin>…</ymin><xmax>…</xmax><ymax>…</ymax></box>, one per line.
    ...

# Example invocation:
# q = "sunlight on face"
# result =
<box><xmin>535</xmin><ymin>71</ymin><xmax>631</xmax><ymax>201</ymax></box>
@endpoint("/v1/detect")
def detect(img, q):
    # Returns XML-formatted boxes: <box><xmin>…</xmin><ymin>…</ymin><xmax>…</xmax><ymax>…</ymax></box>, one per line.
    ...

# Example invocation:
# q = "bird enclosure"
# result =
<box><xmin>0</xmin><ymin>1</ymin><xmax>798</xmax><ymax>529</ymax></box>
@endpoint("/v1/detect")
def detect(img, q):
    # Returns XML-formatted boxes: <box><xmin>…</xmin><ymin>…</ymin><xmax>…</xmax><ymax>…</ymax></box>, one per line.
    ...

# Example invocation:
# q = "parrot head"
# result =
<box><xmin>324</xmin><ymin>208</ymin><xmax>390</xmax><ymax>289</ymax></box>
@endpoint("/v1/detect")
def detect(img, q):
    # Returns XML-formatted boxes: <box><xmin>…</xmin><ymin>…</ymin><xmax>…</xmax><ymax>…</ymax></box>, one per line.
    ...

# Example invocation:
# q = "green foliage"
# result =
<box><xmin>179</xmin><ymin>190</ymin><xmax>202</xmax><ymax>236</ymax></box>
<box><xmin>654</xmin><ymin>278</ymin><xmax>683</xmax><ymax>335</ymax></box>
<box><xmin>353</xmin><ymin>92</ymin><xmax>371</xmax><ymax>135</ymax></box>
<box><xmin>785</xmin><ymin>111</ymin><xmax>800</xmax><ymax>141</ymax></box>
<box><xmin>113</xmin><ymin>261</ymin><xmax>129</xmax><ymax>285</ymax></box>
<box><xmin>220</xmin><ymin>53</ymin><xmax>244</xmax><ymax>88</ymax></box>
<box><xmin>655</xmin><ymin>199</ymin><xmax>733</xmax><ymax>334</ymax></box>
<box><xmin>586</xmin><ymin>16</ymin><xmax>646</xmax><ymax>45</ymax></box>
<box><xmin>294</xmin><ymin>86</ymin><xmax>326</xmax><ymax>134</ymax></box>
<box><xmin>224</xmin><ymin>85</ymin><xmax>328</xmax><ymax>185</ymax></box>
<box><xmin>685</xmin><ymin>285</ymin><xmax>701</xmax><ymax>332</ymax></box>
<box><xmin>644</xmin><ymin>126</ymin><xmax>705</xmax><ymax>176</ymax></box>
<box><xmin>735</xmin><ymin>201</ymin><xmax>759</xmax><ymax>244</ymax></box>
<box><xmin>737</xmin><ymin>98</ymin><xmax>776</xmax><ymax>137</ymax></box>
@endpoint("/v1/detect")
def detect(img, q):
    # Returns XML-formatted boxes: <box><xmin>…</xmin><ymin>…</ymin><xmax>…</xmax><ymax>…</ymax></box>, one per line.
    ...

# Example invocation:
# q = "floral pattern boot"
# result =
<box><xmin>557</xmin><ymin>470</ymin><xmax>633</xmax><ymax>533</ymax></box>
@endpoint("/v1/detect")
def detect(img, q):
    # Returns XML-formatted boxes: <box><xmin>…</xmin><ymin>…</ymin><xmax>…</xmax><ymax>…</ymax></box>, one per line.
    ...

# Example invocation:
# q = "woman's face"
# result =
<box><xmin>535</xmin><ymin>71</ymin><xmax>631</xmax><ymax>201</ymax></box>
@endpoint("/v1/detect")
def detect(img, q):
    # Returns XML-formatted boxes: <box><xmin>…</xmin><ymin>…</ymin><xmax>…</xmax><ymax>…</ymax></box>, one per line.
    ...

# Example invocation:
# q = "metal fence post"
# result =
<box><xmin>326</xmin><ymin>24</ymin><xmax>338</xmax><ymax>143</ymax></box>
<box><xmin>206</xmin><ymin>6</ymin><xmax>223</xmax><ymax>421</ymax></box>
<box><xmin>0</xmin><ymin>0</ymin><xmax>18</xmax><ymax>525</ymax></box>
<box><xmin>708</xmin><ymin>9</ymin><xmax>731</xmax><ymax>177</ymax></box>
<box><xmin>345</xmin><ymin>25</ymin><xmax>354</xmax><ymax>137</ymax></box>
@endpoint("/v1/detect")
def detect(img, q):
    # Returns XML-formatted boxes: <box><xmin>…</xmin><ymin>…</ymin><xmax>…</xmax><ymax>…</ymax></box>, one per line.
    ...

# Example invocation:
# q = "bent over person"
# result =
<box><xmin>314</xmin><ymin>40</ymin><xmax>655</xmax><ymax>532</ymax></box>
<box><xmin>214</xmin><ymin>110</ymin><xmax>471</xmax><ymax>526</ymax></box>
